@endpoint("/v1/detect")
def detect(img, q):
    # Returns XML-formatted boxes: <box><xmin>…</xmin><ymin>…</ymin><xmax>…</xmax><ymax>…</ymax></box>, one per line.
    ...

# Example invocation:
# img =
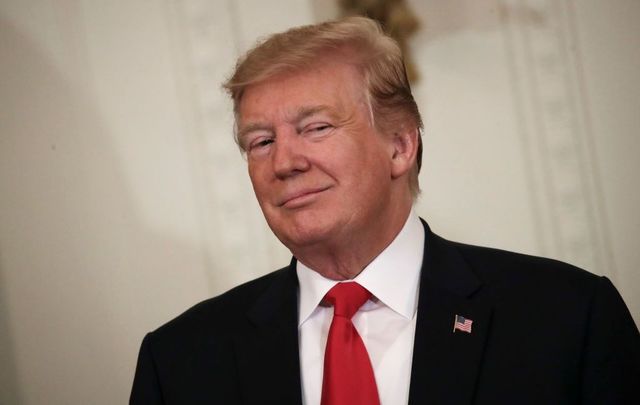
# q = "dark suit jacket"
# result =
<box><xmin>130</xmin><ymin>221</ymin><xmax>640</xmax><ymax>404</ymax></box>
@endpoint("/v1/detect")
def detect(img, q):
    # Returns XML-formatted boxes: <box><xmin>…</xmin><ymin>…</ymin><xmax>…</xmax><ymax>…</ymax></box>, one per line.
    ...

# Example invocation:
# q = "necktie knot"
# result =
<box><xmin>324</xmin><ymin>282</ymin><xmax>371</xmax><ymax>319</ymax></box>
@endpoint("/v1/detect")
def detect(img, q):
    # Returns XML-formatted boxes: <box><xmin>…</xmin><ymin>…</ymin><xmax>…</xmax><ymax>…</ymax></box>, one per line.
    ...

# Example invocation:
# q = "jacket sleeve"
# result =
<box><xmin>130</xmin><ymin>333</ymin><xmax>165</xmax><ymax>405</ymax></box>
<box><xmin>581</xmin><ymin>276</ymin><xmax>640</xmax><ymax>404</ymax></box>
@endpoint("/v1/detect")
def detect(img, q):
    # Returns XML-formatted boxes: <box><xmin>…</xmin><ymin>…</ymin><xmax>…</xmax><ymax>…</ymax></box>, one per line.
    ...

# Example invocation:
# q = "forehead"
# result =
<box><xmin>238</xmin><ymin>60</ymin><xmax>366</xmax><ymax>124</ymax></box>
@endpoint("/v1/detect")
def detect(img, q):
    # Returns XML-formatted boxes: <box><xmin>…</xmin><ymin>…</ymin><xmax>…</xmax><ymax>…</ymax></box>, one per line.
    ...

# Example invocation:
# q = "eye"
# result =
<box><xmin>245</xmin><ymin>136</ymin><xmax>274</xmax><ymax>156</ymax></box>
<box><xmin>249</xmin><ymin>138</ymin><xmax>273</xmax><ymax>150</ymax></box>
<box><xmin>254</xmin><ymin>138</ymin><xmax>273</xmax><ymax>148</ymax></box>
<box><xmin>303</xmin><ymin>123</ymin><xmax>333</xmax><ymax>135</ymax></box>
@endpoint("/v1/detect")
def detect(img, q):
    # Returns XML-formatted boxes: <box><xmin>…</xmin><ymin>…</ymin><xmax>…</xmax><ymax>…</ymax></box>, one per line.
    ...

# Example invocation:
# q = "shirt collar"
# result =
<box><xmin>296</xmin><ymin>209</ymin><xmax>425</xmax><ymax>326</ymax></box>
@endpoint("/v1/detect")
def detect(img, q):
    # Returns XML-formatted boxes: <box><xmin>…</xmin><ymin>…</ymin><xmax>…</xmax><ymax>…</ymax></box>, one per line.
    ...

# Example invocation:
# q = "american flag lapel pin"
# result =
<box><xmin>453</xmin><ymin>314</ymin><xmax>473</xmax><ymax>333</ymax></box>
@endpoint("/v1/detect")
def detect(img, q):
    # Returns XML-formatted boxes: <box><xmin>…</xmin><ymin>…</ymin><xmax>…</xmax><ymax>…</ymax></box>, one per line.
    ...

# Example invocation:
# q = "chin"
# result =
<box><xmin>270</xmin><ymin>216</ymin><xmax>338</xmax><ymax>251</ymax></box>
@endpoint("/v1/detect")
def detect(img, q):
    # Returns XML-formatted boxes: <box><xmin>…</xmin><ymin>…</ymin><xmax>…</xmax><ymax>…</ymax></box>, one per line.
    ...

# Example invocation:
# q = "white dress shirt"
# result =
<box><xmin>297</xmin><ymin>210</ymin><xmax>425</xmax><ymax>405</ymax></box>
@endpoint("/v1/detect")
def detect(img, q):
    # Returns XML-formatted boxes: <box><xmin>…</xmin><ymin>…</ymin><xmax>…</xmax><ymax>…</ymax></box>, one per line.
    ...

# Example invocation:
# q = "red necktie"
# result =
<box><xmin>321</xmin><ymin>282</ymin><xmax>381</xmax><ymax>405</ymax></box>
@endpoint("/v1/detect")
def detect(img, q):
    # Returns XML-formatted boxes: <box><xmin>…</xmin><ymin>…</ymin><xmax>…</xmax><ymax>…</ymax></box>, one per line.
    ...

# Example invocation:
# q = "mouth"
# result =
<box><xmin>278</xmin><ymin>186</ymin><xmax>331</xmax><ymax>208</ymax></box>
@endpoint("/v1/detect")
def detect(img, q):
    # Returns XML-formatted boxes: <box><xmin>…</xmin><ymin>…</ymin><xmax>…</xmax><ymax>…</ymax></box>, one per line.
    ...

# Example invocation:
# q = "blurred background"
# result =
<box><xmin>1</xmin><ymin>0</ymin><xmax>638</xmax><ymax>403</ymax></box>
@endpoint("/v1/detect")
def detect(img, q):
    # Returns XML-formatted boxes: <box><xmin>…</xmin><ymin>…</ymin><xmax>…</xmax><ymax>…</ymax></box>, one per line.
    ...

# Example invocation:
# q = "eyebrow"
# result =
<box><xmin>292</xmin><ymin>105</ymin><xmax>336</xmax><ymax>123</ymax></box>
<box><xmin>237</xmin><ymin>122</ymin><xmax>273</xmax><ymax>140</ymax></box>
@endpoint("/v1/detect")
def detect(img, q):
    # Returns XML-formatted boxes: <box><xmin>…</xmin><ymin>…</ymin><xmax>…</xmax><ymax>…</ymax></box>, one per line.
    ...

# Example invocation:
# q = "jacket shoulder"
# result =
<box><xmin>149</xmin><ymin>265</ymin><xmax>293</xmax><ymax>344</ymax></box>
<box><xmin>445</xmin><ymin>237</ymin><xmax>601</xmax><ymax>292</ymax></box>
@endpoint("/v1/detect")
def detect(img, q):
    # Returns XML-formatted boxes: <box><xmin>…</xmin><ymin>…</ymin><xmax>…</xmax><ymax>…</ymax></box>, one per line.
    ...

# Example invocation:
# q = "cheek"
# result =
<box><xmin>352</xmin><ymin>153</ymin><xmax>394</xmax><ymax>200</ymax></box>
<box><xmin>347</xmin><ymin>142</ymin><xmax>390</xmax><ymax>177</ymax></box>
<box><xmin>248</xmin><ymin>165</ymin><xmax>269</xmax><ymax>201</ymax></box>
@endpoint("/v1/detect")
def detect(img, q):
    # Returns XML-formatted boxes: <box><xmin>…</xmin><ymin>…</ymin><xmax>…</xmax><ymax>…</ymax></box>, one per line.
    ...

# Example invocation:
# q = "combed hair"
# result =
<box><xmin>223</xmin><ymin>16</ymin><xmax>423</xmax><ymax>197</ymax></box>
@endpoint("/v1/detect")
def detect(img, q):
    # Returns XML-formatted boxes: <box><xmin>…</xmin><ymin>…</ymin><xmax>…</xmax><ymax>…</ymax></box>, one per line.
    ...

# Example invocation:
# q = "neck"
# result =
<box><xmin>292</xmin><ymin>199</ymin><xmax>413</xmax><ymax>280</ymax></box>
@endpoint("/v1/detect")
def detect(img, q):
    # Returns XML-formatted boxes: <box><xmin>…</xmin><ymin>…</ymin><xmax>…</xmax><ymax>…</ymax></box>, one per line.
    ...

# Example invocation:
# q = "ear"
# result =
<box><xmin>389</xmin><ymin>125</ymin><xmax>419</xmax><ymax>179</ymax></box>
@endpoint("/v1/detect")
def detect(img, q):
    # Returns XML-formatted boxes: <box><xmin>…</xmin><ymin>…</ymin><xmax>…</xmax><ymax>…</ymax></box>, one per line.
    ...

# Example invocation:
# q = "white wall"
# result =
<box><xmin>0</xmin><ymin>0</ymin><xmax>637</xmax><ymax>404</ymax></box>
<box><xmin>411</xmin><ymin>0</ymin><xmax>640</xmax><ymax>323</ymax></box>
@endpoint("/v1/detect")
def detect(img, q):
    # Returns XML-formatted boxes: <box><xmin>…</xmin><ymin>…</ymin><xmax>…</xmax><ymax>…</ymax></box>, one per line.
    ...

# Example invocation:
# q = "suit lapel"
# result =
<box><xmin>234</xmin><ymin>262</ymin><xmax>303</xmax><ymax>405</ymax></box>
<box><xmin>409</xmin><ymin>223</ymin><xmax>493</xmax><ymax>405</ymax></box>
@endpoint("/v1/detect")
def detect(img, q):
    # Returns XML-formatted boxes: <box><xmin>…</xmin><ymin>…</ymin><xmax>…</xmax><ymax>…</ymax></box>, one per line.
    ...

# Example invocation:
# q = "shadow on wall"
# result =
<box><xmin>0</xmin><ymin>14</ymin><xmax>204</xmax><ymax>404</ymax></box>
<box><xmin>0</xmin><ymin>252</ymin><xmax>21</xmax><ymax>405</ymax></box>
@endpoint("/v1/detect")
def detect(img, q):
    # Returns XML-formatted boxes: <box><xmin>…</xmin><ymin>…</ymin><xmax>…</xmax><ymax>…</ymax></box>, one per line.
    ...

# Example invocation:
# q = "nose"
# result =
<box><xmin>272</xmin><ymin>132</ymin><xmax>310</xmax><ymax>179</ymax></box>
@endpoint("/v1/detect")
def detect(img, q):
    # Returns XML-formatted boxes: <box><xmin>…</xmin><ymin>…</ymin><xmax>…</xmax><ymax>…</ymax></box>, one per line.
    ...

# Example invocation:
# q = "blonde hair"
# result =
<box><xmin>223</xmin><ymin>16</ymin><xmax>423</xmax><ymax>197</ymax></box>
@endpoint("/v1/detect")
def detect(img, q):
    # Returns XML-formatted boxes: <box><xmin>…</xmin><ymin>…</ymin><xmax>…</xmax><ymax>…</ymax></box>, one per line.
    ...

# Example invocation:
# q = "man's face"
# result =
<box><xmin>237</xmin><ymin>59</ymin><xmax>398</xmax><ymax>252</ymax></box>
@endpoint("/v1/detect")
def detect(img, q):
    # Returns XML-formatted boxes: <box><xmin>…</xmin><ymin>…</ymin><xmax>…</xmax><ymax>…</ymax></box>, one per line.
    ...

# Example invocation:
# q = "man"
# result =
<box><xmin>131</xmin><ymin>17</ymin><xmax>640</xmax><ymax>404</ymax></box>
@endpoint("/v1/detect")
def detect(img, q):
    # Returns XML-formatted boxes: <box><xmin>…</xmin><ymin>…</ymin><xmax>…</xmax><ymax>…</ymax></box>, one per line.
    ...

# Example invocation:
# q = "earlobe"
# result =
<box><xmin>390</xmin><ymin>126</ymin><xmax>419</xmax><ymax>179</ymax></box>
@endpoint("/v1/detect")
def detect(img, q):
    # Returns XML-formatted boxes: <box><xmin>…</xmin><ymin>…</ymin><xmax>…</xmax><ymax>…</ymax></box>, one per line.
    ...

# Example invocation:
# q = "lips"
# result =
<box><xmin>278</xmin><ymin>186</ymin><xmax>331</xmax><ymax>208</ymax></box>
